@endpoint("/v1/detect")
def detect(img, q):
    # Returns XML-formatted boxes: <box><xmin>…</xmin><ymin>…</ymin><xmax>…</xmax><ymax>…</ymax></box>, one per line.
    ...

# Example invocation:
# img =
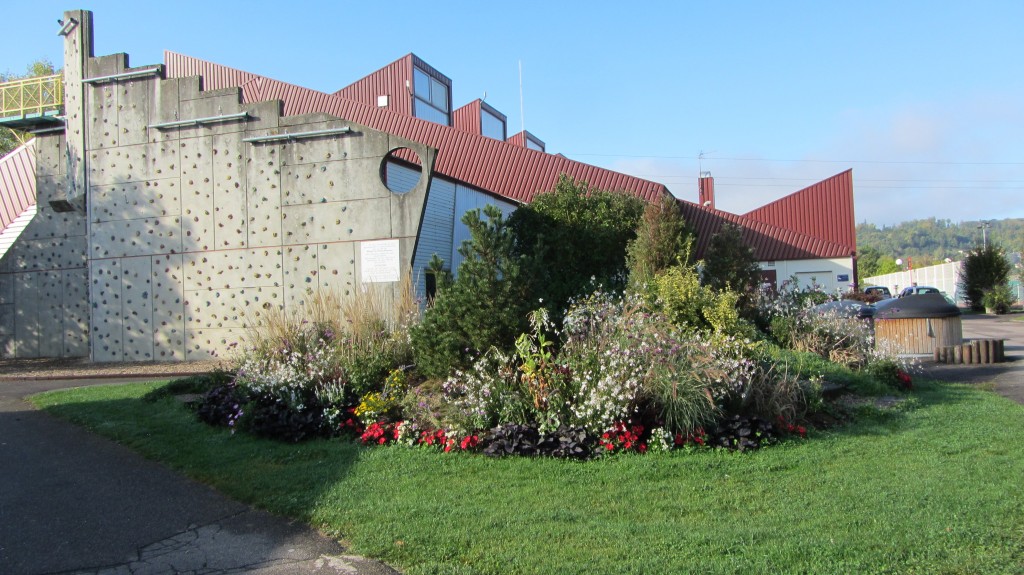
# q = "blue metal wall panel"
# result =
<box><xmin>412</xmin><ymin>176</ymin><xmax>456</xmax><ymax>298</ymax></box>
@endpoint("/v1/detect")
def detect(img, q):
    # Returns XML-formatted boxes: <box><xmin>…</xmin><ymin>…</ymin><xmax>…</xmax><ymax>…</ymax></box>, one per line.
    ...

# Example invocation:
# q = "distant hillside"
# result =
<box><xmin>856</xmin><ymin>217</ymin><xmax>1024</xmax><ymax>277</ymax></box>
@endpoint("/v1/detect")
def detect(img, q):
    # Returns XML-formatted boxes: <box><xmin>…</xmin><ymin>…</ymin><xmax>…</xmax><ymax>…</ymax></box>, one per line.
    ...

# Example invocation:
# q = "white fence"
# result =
<box><xmin>864</xmin><ymin>261</ymin><xmax>964</xmax><ymax>302</ymax></box>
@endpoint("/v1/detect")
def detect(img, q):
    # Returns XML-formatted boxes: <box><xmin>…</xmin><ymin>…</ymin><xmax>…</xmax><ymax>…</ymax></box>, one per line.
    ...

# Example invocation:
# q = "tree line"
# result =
<box><xmin>857</xmin><ymin>217</ymin><xmax>1024</xmax><ymax>278</ymax></box>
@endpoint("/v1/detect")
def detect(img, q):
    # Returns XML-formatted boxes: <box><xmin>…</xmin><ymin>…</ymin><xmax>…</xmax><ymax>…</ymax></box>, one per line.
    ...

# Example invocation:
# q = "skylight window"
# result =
<box><xmin>480</xmin><ymin>107</ymin><xmax>506</xmax><ymax>140</ymax></box>
<box><xmin>413</xmin><ymin>67</ymin><xmax>450</xmax><ymax>125</ymax></box>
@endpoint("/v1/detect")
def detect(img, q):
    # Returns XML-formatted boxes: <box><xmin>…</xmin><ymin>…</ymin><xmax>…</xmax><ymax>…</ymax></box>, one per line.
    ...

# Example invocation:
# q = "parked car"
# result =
<box><xmin>898</xmin><ymin>286</ymin><xmax>940</xmax><ymax>298</ymax></box>
<box><xmin>862</xmin><ymin>286</ymin><xmax>892</xmax><ymax>301</ymax></box>
<box><xmin>812</xmin><ymin>299</ymin><xmax>876</xmax><ymax>319</ymax></box>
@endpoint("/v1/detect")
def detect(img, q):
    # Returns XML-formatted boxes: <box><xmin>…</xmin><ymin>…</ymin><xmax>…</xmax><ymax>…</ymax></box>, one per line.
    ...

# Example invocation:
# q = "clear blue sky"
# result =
<box><xmin>4</xmin><ymin>1</ymin><xmax>1022</xmax><ymax>227</ymax></box>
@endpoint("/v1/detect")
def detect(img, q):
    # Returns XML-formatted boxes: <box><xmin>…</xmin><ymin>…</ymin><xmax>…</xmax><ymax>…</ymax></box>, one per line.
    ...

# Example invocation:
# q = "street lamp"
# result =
<box><xmin>978</xmin><ymin>221</ymin><xmax>991</xmax><ymax>249</ymax></box>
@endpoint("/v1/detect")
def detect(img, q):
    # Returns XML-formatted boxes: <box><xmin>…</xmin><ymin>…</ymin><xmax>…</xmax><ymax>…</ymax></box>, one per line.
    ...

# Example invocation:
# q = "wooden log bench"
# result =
<box><xmin>933</xmin><ymin>338</ymin><xmax>1006</xmax><ymax>364</ymax></box>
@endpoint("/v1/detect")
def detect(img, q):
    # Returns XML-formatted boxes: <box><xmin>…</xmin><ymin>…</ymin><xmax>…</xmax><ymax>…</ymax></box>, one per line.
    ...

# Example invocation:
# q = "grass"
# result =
<box><xmin>31</xmin><ymin>380</ymin><xmax>1024</xmax><ymax>575</ymax></box>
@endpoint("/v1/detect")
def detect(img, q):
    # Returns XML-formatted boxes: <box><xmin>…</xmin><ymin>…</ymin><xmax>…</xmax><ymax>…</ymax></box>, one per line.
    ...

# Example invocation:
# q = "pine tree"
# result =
<box><xmin>626</xmin><ymin>194</ymin><xmax>694</xmax><ymax>286</ymax></box>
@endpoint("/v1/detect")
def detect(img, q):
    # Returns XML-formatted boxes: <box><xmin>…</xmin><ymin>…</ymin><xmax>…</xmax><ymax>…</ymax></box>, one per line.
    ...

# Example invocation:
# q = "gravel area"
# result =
<box><xmin>0</xmin><ymin>357</ymin><xmax>231</xmax><ymax>380</ymax></box>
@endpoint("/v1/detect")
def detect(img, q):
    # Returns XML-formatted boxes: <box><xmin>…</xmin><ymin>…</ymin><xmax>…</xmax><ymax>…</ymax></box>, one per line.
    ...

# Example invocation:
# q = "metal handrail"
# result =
<box><xmin>0</xmin><ymin>74</ymin><xmax>64</xmax><ymax>119</ymax></box>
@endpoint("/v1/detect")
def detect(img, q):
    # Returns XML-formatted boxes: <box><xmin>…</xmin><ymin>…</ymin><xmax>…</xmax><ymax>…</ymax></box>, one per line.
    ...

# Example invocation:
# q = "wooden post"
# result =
<box><xmin>934</xmin><ymin>347</ymin><xmax>942</xmax><ymax>363</ymax></box>
<box><xmin>980</xmin><ymin>339</ymin><xmax>990</xmax><ymax>364</ymax></box>
<box><xmin>972</xmin><ymin>341</ymin><xmax>981</xmax><ymax>364</ymax></box>
<box><xmin>953</xmin><ymin>344</ymin><xmax>962</xmax><ymax>364</ymax></box>
<box><xmin>963</xmin><ymin>343</ymin><xmax>973</xmax><ymax>365</ymax></box>
<box><xmin>995</xmin><ymin>339</ymin><xmax>1005</xmax><ymax>363</ymax></box>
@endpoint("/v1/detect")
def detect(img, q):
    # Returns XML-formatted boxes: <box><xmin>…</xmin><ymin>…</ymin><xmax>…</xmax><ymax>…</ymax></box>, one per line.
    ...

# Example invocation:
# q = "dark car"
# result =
<box><xmin>862</xmin><ymin>286</ymin><xmax>892</xmax><ymax>302</ymax></box>
<box><xmin>898</xmin><ymin>286</ymin><xmax>940</xmax><ymax>298</ymax></box>
<box><xmin>812</xmin><ymin>300</ymin><xmax>876</xmax><ymax>319</ymax></box>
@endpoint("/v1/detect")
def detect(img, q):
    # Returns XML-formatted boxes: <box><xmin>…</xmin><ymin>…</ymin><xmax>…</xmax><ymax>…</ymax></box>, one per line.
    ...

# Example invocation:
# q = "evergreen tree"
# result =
<box><xmin>958</xmin><ymin>244</ymin><xmax>1012</xmax><ymax>311</ymax></box>
<box><xmin>411</xmin><ymin>205</ymin><xmax>529</xmax><ymax>378</ymax></box>
<box><xmin>701</xmin><ymin>223</ymin><xmax>761</xmax><ymax>294</ymax></box>
<box><xmin>626</xmin><ymin>194</ymin><xmax>694</xmax><ymax>287</ymax></box>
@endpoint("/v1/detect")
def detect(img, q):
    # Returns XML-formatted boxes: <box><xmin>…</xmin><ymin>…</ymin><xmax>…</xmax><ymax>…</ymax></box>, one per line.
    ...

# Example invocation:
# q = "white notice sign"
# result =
<box><xmin>360</xmin><ymin>239</ymin><xmax>401</xmax><ymax>283</ymax></box>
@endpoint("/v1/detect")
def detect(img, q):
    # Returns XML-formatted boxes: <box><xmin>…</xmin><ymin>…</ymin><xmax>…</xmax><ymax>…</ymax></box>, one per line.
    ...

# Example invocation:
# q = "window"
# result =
<box><xmin>525</xmin><ymin>135</ymin><xmax>545</xmax><ymax>152</ymax></box>
<box><xmin>480</xmin><ymin>107</ymin><xmax>506</xmax><ymax>140</ymax></box>
<box><xmin>413</xmin><ymin>67</ymin><xmax>450</xmax><ymax>125</ymax></box>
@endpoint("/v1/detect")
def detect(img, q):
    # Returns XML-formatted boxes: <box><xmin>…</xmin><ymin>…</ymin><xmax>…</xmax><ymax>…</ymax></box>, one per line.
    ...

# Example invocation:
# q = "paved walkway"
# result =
<box><xmin>0</xmin><ymin>378</ymin><xmax>398</xmax><ymax>575</ymax></box>
<box><xmin>918</xmin><ymin>313</ymin><xmax>1024</xmax><ymax>404</ymax></box>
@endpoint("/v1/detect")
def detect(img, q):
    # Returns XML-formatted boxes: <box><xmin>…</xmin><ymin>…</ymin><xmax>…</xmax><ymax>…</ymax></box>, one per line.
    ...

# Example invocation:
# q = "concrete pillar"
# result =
<box><xmin>61</xmin><ymin>9</ymin><xmax>92</xmax><ymax>212</ymax></box>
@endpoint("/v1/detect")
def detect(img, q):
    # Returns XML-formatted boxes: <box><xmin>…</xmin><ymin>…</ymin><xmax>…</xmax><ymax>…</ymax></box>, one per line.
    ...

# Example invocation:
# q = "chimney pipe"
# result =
<box><xmin>698</xmin><ymin>172</ymin><xmax>715</xmax><ymax>210</ymax></box>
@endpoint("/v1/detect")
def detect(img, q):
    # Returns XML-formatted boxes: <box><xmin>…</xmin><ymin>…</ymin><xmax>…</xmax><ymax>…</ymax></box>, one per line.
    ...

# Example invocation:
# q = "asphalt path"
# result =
<box><xmin>919</xmin><ymin>313</ymin><xmax>1024</xmax><ymax>404</ymax></box>
<box><xmin>0</xmin><ymin>378</ymin><xmax>397</xmax><ymax>575</ymax></box>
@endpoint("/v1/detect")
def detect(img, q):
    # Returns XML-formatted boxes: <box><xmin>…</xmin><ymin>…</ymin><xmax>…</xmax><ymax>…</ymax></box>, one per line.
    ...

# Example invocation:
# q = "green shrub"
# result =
<box><xmin>652</xmin><ymin>264</ymin><xmax>751</xmax><ymax>338</ymax></box>
<box><xmin>510</xmin><ymin>175</ymin><xmax>645</xmax><ymax>319</ymax></box>
<box><xmin>981</xmin><ymin>283</ymin><xmax>1014</xmax><ymax>314</ymax></box>
<box><xmin>959</xmin><ymin>244</ymin><xmax>1012</xmax><ymax>311</ymax></box>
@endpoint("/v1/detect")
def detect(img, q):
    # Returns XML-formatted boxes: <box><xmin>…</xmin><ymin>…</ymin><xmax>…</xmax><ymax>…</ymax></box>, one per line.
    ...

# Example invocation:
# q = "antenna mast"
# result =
<box><xmin>519</xmin><ymin>60</ymin><xmax>525</xmax><ymax>133</ymax></box>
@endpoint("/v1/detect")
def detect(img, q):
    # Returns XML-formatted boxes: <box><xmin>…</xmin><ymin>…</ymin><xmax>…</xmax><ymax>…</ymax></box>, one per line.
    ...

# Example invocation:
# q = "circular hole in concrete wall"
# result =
<box><xmin>380</xmin><ymin>148</ymin><xmax>423</xmax><ymax>195</ymax></box>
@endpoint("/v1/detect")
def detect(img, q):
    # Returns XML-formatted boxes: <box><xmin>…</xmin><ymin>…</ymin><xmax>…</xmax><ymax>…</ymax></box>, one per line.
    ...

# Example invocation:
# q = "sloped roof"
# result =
<box><xmin>161</xmin><ymin>52</ymin><xmax>854</xmax><ymax>262</ymax></box>
<box><xmin>742</xmin><ymin>169</ymin><xmax>855</xmax><ymax>252</ymax></box>
<box><xmin>164</xmin><ymin>52</ymin><xmax>668</xmax><ymax>204</ymax></box>
<box><xmin>678</xmin><ymin>198</ymin><xmax>854</xmax><ymax>261</ymax></box>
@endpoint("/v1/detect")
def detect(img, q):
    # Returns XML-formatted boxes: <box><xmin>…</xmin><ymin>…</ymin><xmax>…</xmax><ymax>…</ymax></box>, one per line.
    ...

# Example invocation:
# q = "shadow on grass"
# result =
<box><xmin>810</xmin><ymin>377</ymin><xmax>991</xmax><ymax>443</ymax></box>
<box><xmin>30</xmin><ymin>384</ymin><xmax>365</xmax><ymax>528</ymax></box>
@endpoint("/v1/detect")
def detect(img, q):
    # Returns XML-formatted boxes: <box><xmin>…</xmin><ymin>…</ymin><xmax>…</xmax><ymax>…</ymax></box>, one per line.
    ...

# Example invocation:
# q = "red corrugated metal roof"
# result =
<box><xmin>332</xmin><ymin>54</ymin><xmax>413</xmax><ymax>116</ymax></box>
<box><xmin>452</xmin><ymin>99</ymin><xmax>482</xmax><ymax>135</ymax></box>
<box><xmin>742</xmin><ymin>169</ymin><xmax>856</xmax><ymax>253</ymax></box>
<box><xmin>507</xmin><ymin>130</ymin><xmax>546</xmax><ymax>152</ymax></box>
<box><xmin>163</xmin><ymin>52</ymin><xmax>854</xmax><ymax>261</ymax></box>
<box><xmin>0</xmin><ymin>140</ymin><xmax>37</xmax><ymax>232</ymax></box>
<box><xmin>678</xmin><ymin>199</ymin><xmax>853</xmax><ymax>261</ymax></box>
<box><xmin>164</xmin><ymin>52</ymin><xmax>668</xmax><ymax>204</ymax></box>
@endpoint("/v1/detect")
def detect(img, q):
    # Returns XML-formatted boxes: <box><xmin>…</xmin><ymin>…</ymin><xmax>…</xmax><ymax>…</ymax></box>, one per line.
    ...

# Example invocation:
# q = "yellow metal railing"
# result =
<box><xmin>0</xmin><ymin>74</ymin><xmax>63</xmax><ymax>119</ymax></box>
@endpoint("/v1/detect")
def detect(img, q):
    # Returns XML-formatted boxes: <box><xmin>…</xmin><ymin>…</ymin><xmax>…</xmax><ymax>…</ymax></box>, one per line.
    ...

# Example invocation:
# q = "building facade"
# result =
<box><xmin>0</xmin><ymin>10</ymin><xmax>857</xmax><ymax>361</ymax></box>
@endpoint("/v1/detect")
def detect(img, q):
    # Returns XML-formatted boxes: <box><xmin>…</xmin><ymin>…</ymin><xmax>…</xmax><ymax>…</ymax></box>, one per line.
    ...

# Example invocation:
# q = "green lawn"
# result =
<box><xmin>31</xmin><ymin>380</ymin><xmax>1024</xmax><ymax>575</ymax></box>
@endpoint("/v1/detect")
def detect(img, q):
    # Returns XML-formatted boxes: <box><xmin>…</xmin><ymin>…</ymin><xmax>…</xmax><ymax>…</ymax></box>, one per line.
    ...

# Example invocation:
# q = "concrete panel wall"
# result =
<box><xmin>77</xmin><ymin>51</ymin><xmax>433</xmax><ymax>361</ymax></box>
<box><xmin>2</xmin><ymin>17</ymin><xmax>436</xmax><ymax>361</ymax></box>
<box><xmin>0</xmin><ymin>130</ymin><xmax>89</xmax><ymax>358</ymax></box>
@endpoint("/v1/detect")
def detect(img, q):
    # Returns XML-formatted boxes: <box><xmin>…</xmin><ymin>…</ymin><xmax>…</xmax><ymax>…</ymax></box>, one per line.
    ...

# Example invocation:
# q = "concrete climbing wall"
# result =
<box><xmin>75</xmin><ymin>48</ymin><xmax>434</xmax><ymax>362</ymax></box>
<box><xmin>2</xmin><ymin>12</ymin><xmax>435</xmax><ymax>362</ymax></box>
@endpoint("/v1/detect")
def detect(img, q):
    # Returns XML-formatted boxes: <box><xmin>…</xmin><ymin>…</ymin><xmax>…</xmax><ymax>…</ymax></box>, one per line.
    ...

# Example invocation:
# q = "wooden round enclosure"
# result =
<box><xmin>873</xmin><ymin>293</ymin><xmax>962</xmax><ymax>355</ymax></box>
